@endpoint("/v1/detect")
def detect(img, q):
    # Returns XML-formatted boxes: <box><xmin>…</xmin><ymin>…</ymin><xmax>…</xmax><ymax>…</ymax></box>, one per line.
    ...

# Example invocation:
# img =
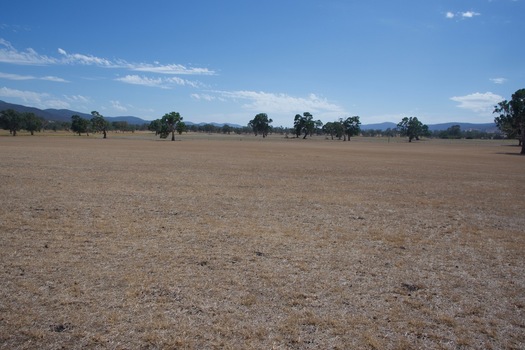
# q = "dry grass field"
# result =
<box><xmin>1</xmin><ymin>132</ymin><xmax>524</xmax><ymax>349</ymax></box>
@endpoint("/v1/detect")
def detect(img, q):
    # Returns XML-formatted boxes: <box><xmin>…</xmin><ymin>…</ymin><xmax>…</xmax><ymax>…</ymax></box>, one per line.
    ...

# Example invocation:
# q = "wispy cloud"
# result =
<box><xmin>0</xmin><ymin>39</ymin><xmax>215</xmax><ymax>75</ymax></box>
<box><xmin>0</xmin><ymin>38</ymin><xmax>58</xmax><ymax>65</ymax></box>
<box><xmin>58</xmin><ymin>48</ymin><xmax>113</xmax><ymax>66</ymax></box>
<box><xmin>132</xmin><ymin>64</ymin><xmax>215</xmax><ymax>76</ymax></box>
<box><xmin>490</xmin><ymin>77</ymin><xmax>507</xmax><ymax>84</ymax></box>
<box><xmin>450</xmin><ymin>92</ymin><xmax>503</xmax><ymax>114</ymax></box>
<box><xmin>0</xmin><ymin>71</ymin><xmax>68</xmax><ymax>82</ymax></box>
<box><xmin>0</xmin><ymin>86</ymin><xmax>70</xmax><ymax>109</ymax></box>
<box><xmin>115</xmin><ymin>74</ymin><xmax>202</xmax><ymax>88</ymax></box>
<box><xmin>461</xmin><ymin>11</ymin><xmax>480</xmax><ymax>18</ymax></box>
<box><xmin>110</xmin><ymin>100</ymin><xmax>127</xmax><ymax>112</ymax></box>
<box><xmin>64</xmin><ymin>94</ymin><xmax>91</xmax><ymax>104</ymax></box>
<box><xmin>203</xmin><ymin>90</ymin><xmax>345</xmax><ymax>117</ymax></box>
<box><xmin>445</xmin><ymin>11</ymin><xmax>481</xmax><ymax>19</ymax></box>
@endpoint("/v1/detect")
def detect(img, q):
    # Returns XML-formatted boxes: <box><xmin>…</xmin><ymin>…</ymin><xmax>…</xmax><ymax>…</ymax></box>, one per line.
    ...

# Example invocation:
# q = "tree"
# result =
<box><xmin>71</xmin><ymin>115</ymin><xmax>90</xmax><ymax>136</ymax></box>
<box><xmin>294</xmin><ymin>112</ymin><xmax>315</xmax><ymax>139</ymax></box>
<box><xmin>439</xmin><ymin>125</ymin><xmax>462</xmax><ymax>139</ymax></box>
<box><xmin>90</xmin><ymin>111</ymin><xmax>109</xmax><ymax>138</ymax></box>
<box><xmin>176</xmin><ymin>121</ymin><xmax>187</xmax><ymax>135</ymax></box>
<box><xmin>323</xmin><ymin>122</ymin><xmax>336</xmax><ymax>140</ymax></box>
<box><xmin>248</xmin><ymin>113</ymin><xmax>273</xmax><ymax>137</ymax></box>
<box><xmin>397</xmin><ymin>117</ymin><xmax>428</xmax><ymax>142</ymax></box>
<box><xmin>494</xmin><ymin>88</ymin><xmax>525</xmax><ymax>154</ymax></box>
<box><xmin>23</xmin><ymin>112</ymin><xmax>43</xmax><ymax>135</ymax></box>
<box><xmin>0</xmin><ymin>109</ymin><xmax>25</xmax><ymax>136</ymax></box>
<box><xmin>160</xmin><ymin>112</ymin><xmax>183</xmax><ymax>141</ymax></box>
<box><xmin>148</xmin><ymin>119</ymin><xmax>162</xmax><ymax>135</ymax></box>
<box><xmin>342</xmin><ymin>116</ymin><xmax>361</xmax><ymax>141</ymax></box>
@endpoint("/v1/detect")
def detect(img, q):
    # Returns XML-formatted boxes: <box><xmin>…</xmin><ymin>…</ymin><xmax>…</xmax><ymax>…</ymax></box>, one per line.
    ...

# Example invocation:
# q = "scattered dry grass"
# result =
<box><xmin>1</xmin><ymin>131</ymin><xmax>524</xmax><ymax>349</ymax></box>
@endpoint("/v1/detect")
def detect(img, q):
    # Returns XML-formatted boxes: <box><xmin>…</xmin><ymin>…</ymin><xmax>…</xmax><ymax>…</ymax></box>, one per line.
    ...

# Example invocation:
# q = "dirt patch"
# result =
<box><xmin>1</xmin><ymin>133</ymin><xmax>524</xmax><ymax>349</ymax></box>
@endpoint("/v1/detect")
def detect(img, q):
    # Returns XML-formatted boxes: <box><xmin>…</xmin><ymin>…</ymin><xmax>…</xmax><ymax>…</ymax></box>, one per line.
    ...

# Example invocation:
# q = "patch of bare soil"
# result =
<box><xmin>1</xmin><ymin>134</ymin><xmax>524</xmax><ymax>349</ymax></box>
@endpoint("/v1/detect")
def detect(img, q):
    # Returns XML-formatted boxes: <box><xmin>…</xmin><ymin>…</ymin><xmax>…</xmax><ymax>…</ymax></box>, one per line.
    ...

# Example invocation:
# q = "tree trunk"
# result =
<box><xmin>103</xmin><ymin>130</ymin><xmax>107</xmax><ymax>139</ymax></box>
<box><xmin>171</xmin><ymin>131</ymin><xmax>175</xmax><ymax>141</ymax></box>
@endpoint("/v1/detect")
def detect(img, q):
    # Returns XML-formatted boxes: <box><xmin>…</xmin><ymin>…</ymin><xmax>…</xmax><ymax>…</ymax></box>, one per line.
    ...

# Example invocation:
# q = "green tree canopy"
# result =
<box><xmin>397</xmin><ymin>117</ymin><xmax>428</xmax><ymax>142</ymax></box>
<box><xmin>248</xmin><ymin>113</ymin><xmax>273</xmax><ymax>137</ymax></box>
<box><xmin>23</xmin><ymin>112</ymin><xmax>44</xmax><ymax>135</ymax></box>
<box><xmin>294</xmin><ymin>112</ymin><xmax>315</xmax><ymax>139</ymax></box>
<box><xmin>160</xmin><ymin>112</ymin><xmax>183</xmax><ymax>141</ymax></box>
<box><xmin>71</xmin><ymin>115</ymin><xmax>90</xmax><ymax>136</ymax></box>
<box><xmin>91</xmin><ymin>111</ymin><xmax>109</xmax><ymax>138</ymax></box>
<box><xmin>494</xmin><ymin>88</ymin><xmax>525</xmax><ymax>154</ymax></box>
<box><xmin>342</xmin><ymin>116</ymin><xmax>361</xmax><ymax>141</ymax></box>
<box><xmin>0</xmin><ymin>109</ymin><xmax>25</xmax><ymax>136</ymax></box>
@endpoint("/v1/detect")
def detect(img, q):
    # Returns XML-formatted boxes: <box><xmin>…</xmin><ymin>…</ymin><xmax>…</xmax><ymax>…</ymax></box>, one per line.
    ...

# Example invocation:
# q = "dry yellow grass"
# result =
<box><xmin>1</xmin><ymin>132</ymin><xmax>524</xmax><ymax>349</ymax></box>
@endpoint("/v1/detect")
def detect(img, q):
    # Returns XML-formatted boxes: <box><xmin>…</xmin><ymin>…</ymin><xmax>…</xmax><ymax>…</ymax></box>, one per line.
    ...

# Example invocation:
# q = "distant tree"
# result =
<box><xmin>248</xmin><ymin>113</ymin><xmax>273</xmax><ymax>137</ymax></box>
<box><xmin>222</xmin><ymin>124</ymin><xmax>232</xmax><ymax>134</ymax></box>
<box><xmin>90</xmin><ymin>111</ymin><xmax>109</xmax><ymax>138</ymax></box>
<box><xmin>176</xmin><ymin>121</ymin><xmax>187</xmax><ymax>135</ymax></box>
<box><xmin>397</xmin><ymin>117</ymin><xmax>428</xmax><ymax>142</ymax></box>
<box><xmin>384</xmin><ymin>128</ymin><xmax>396</xmax><ymax>137</ymax></box>
<box><xmin>23</xmin><ymin>112</ymin><xmax>43</xmax><ymax>135</ymax></box>
<box><xmin>439</xmin><ymin>125</ymin><xmax>462</xmax><ymax>139</ymax></box>
<box><xmin>148</xmin><ymin>119</ymin><xmax>162</xmax><ymax>135</ymax></box>
<box><xmin>71</xmin><ymin>115</ymin><xmax>90</xmax><ymax>136</ymax></box>
<box><xmin>160</xmin><ymin>111</ymin><xmax>183</xmax><ymax>141</ymax></box>
<box><xmin>322</xmin><ymin>122</ymin><xmax>337</xmax><ymax>140</ymax></box>
<box><xmin>0</xmin><ymin>109</ymin><xmax>25</xmax><ymax>136</ymax></box>
<box><xmin>342</xmin><ymin>116</ymin><xmax>361</xmax><ymax>141</ymax></box>
<box><xmin>112</xmin><ymin>121</ymin><xmax>129</xmax><ymax>132</ymax></box>
<box><xmin>294</xmin><ymin>112</ymin><xmax>315</xmax><ymax>139</ymax></box>
<box><xmin>494</xmin><ymin>88</ymin><xmax>525</xmax><ymax>154</ymax></box>
<box><xmin>314</xmin><ymin>119</ymin><xmax>323</xmax><ymax>135</ymax></box>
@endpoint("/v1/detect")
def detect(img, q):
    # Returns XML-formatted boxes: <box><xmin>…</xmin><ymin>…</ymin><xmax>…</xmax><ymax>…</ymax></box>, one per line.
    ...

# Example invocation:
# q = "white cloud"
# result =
<box><xmin>64</xmin><ymin>94</ymin><xmax>91</xmax><ymax>103</ymax></box>
<box><xmin>116</xmin><ymin>75</ymin><xmax>165</xmax><ymax>88</ymax></box>
<box><xmin>115</xmin><ymin>74</ymin><xmax>201</xmax><ymax>88</ymax></box>
<box><xmin>445</xmin><ymin>11</ymin><xmax>481</xmax><ymax>19</ymax></box>
<box><xmin>0</xmin><ymin>72</ymin><xmax>33</xmax><ymax>80</ymax></box>
<box><xmin>191</xmin><ymin>93</ymin><xmax>216</xmax><ymax>101</ymax></box>
<box><xmin>58</xmin><ymin>48</ymin><xmax>113</xmax><ymax>66</ymax></box>
<box><xmin>111</xmin><ymin>100</ymin><xmax>127</xmax><ymax>112</ymax></box>
<box><xmin>210</xmin><ymin>90</ymin><xmax>345</xmax><ymax>118</ymax></box>
<box><xmin>1</xmin><ymin>38</ymin><xmax>215</xmax><ymax>75</ymax></box>
<box><xmin>0</xmin><ymin>86</ymin><xmax>48</xmax><ymax>101</ymax></box>
<box><xmin>0</xmin><ymin>72</ymin><xmax>68</xmax><ymax>82</ymax></box>
<box><xmin>0</xmin><ymin>86</ymin><xmax>79</xmax><ymax>110</ymax></box>
<box><xmin>132</xmin><ymin>64</ymin><xmax>215</xmax><ymax>76</ymax></box>
<box><xmin>0</xmin><ymin>39</ymin><xmax>57</xmax><ymax>65</ymax></box>
<box><xmin>490</xmin><ymin>77</ymin><xmax>507</xmax><ymax>84</ymax></box>
<box><xmin>450</xmin><ymin>92</ymin><xmax>503</xmax><ymax>114</ymax></box>
<box><xmin>461</xmin><ymin>11</ymin><xmax>480</xmax><ymax>18</ymax></box>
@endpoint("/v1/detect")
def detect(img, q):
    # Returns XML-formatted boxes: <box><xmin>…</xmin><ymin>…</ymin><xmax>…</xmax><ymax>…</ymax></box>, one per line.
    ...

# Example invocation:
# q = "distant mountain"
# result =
<box><xmin>0</xmin><ymin>100</ymin><xmax>57</xmax><ymax>120</ymax></box>
<box><xmin>0</xmin><ymin>100</ymin><xmax>149</xmax><ymax>125</ymax></box>
<box><xmin>185</xmin><ymin>121</ymin><xmax>243</xmax><ymax>128</ymax></box>
<box><xmin>426</xmin><ymin>122</ymin><xmax>497</xmax><ymax>132</ymax></box>
<box><xmin>361</xmin><ymin>122</ymin><xmax>397</xmax><ymax>130</ymax></box>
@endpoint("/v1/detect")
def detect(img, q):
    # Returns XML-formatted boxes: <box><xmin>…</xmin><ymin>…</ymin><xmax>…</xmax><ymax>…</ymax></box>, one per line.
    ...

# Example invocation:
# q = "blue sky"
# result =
<box><xmin>0</xmin><ymin>0</ymin><xmax>523</xmax><ymax>127</ymax></box>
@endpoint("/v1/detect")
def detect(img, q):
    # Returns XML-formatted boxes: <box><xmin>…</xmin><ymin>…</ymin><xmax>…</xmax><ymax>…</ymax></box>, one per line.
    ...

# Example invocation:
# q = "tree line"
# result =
<box><xmin>248</xmin><ymin>112</ymin><xmax>428</xmax><ymax>142</ymax></box>
<box><xmin>3</xmin><ymin>87</ymin><xmax>523</xmax><ymax>151</ymax></box>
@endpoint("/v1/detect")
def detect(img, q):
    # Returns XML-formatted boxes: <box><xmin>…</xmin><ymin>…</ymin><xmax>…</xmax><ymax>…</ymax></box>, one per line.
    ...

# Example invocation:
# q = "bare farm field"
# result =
<box><xmin>1</xmin><ymin>133</ymin><xmax>524</xmax><ymax>349</ymax></box>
